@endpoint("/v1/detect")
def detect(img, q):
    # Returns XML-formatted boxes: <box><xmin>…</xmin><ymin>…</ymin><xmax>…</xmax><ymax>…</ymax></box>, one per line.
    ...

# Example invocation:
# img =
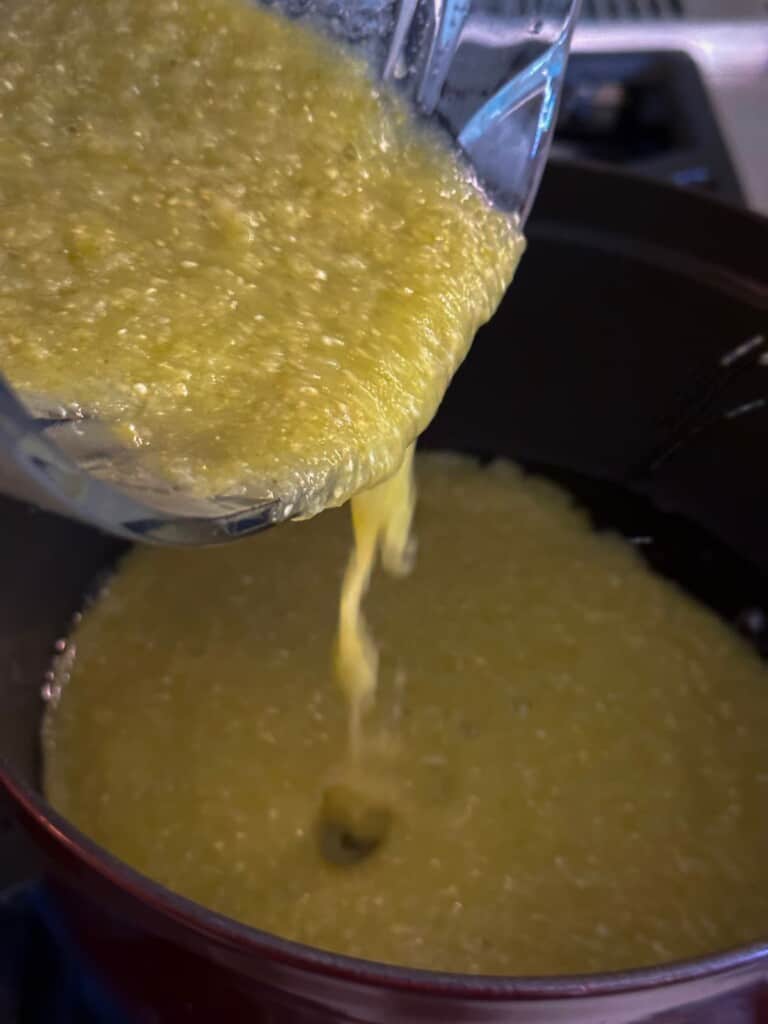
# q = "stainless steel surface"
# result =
<box><xmin>571</xmin><ymin>9</ymin><xmax>768</xmax><ymax>213</ymax></box>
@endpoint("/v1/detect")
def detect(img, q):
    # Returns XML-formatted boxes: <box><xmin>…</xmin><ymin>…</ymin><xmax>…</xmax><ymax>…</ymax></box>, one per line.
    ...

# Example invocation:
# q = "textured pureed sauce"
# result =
<box><xmin>0</xmin><ymin>0</ymin><xmax>525</xmax><ymax>754</ymax></box>
<box><xmin>0</xmin><ymin>0</ymin><xmax>521</xmax><ymax>516</ymax></box>
<box><xmin>45</xmin><ymin>456</ymin><xmax>768</xmax><ymax>975</ymax></box>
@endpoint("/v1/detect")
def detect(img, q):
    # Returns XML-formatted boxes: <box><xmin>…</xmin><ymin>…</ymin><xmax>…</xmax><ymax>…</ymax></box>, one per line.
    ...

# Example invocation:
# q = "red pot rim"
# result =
<box><xmin>4</xmin><ymin>761</ymin><xmax>768</xmax><ymax>1001</ymax></box>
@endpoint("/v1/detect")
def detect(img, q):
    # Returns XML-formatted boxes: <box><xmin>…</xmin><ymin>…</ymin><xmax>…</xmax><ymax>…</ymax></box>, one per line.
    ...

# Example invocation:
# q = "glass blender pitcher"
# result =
<box><xmin>0</xmin><ymin>0</ymin><xmax>581</xmax><ymax>544</ymax></box>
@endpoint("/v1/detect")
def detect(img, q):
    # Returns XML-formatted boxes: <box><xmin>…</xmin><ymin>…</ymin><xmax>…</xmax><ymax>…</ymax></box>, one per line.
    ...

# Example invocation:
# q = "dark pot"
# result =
<box><xmin>2</xmin><ymin>162</ymin><xmax>768</xmax><ymax>1022</ymax></box>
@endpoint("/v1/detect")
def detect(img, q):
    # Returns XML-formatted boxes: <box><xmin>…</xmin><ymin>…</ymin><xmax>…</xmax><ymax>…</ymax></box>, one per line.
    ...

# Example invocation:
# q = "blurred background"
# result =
<box><xmin>551</xmin><ymin>0</ymin><xmax>768</xmax><ymax>212</ymax></box>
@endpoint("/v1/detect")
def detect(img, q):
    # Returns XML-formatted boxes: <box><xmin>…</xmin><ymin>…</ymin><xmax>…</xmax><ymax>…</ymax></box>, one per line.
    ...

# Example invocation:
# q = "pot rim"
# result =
<box><xmin>4</xmin><ymin>763</ymin><xmax>768</xmax><ymax>1000</ymax></box>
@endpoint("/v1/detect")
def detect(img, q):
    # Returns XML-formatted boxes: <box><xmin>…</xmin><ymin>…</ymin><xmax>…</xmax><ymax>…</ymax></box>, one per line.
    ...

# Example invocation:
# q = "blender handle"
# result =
<box><xmin>384</xmin><ymin>0</ymin><xmax>581</xmax><ymax>222</ymax></box>
<box><xmin>459</xmin><ymin>4</ymin><xmax>579</xmax><ymax>223</ymax></box>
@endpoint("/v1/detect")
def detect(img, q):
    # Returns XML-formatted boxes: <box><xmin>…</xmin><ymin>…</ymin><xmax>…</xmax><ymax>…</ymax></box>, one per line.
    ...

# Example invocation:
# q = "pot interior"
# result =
<box><xmin>1</xmin><ymin>161</ymin><xmax>768</xmax><ymax>970</ymax></box>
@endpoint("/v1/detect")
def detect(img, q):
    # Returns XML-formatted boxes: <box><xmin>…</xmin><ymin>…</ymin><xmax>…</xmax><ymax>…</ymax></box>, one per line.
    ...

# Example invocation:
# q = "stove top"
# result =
<box><xmin>568</xmin><ymin>0</ymin><xmax>768</xmax><ymax>213</ymax></box>
<box><xmin>552</xmin><ymin>48</ymin><xmax>745</xmax><ymax>203</ymax></box>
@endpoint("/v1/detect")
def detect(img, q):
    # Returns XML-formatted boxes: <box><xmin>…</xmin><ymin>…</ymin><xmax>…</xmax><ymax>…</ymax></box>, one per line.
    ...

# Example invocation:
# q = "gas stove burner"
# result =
<box><xmin>1</xmin><ymin>883</ymin><xmax>127</xmax><ymax>1024</ymax></box>
<box><xmin>566</xmin><ymin>1</ymin><xmax>768</xmax><ymax>212</ymax></box>
<box><xmin>553</xmin><ymin>49</ymin><xmax>744</xmax><ymax>202</ymax></box>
